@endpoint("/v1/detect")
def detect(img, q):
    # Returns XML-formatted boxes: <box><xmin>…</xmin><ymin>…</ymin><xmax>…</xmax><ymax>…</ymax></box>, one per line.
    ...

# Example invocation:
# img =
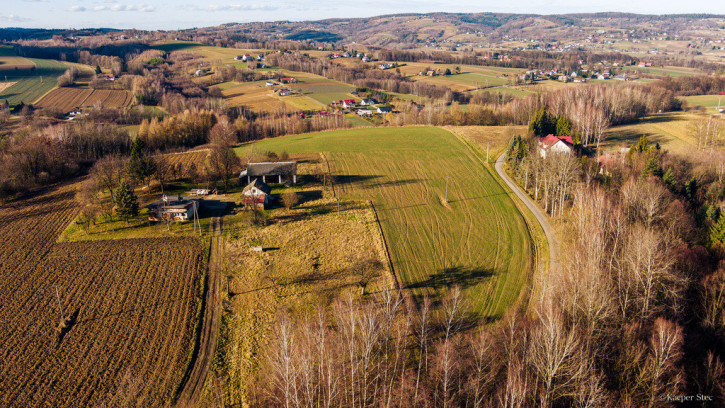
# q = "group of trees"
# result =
<box><xmin>0</xmin><ymin>122</ymin><xmax>132</xmax><ymax>197</ymax></box>
<box><xmin>137</xmin><ymin>109</ymin><xmax>216</xmax><ymax>151</ymax></box>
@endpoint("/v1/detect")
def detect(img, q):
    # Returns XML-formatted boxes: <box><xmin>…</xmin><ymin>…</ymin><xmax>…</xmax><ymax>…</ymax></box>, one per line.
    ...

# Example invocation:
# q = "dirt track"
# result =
<box><xmin>175</xmin><ymin>216</ymin><xmax>223</xmax><ymax>408</ymax></box>
<box><xmin>495</xmin><ymin>152</ymin><xmax>560</xmax><ymax>274</ymax></box>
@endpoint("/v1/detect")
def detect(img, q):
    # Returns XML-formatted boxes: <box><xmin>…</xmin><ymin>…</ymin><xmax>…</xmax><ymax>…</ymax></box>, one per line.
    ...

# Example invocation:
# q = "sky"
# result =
<box><xmin>2</xmin><ymin>0</ymin><xmax>725</xmax><ymax>30</ymax></box>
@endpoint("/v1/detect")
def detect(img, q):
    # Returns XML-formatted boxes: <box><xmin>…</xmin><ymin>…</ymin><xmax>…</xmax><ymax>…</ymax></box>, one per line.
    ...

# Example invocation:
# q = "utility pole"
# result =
<box><xmin>54</xmin><ymin>285</ymin><xmax>64</xmax><ymax>321</ymax></box>
<box><xmin>444</xmin><ymin>176</ymin><xmax>450</xmax><ymax>203</ymax></box>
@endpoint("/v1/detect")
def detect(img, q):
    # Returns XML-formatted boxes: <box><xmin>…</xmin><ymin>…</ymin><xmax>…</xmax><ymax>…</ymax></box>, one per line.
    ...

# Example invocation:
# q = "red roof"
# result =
<box><xmin>539</xmin><ymin>134</ymin><xmax>574</xmax><ymax>149</ymax></box>
<box><xmin>343</xmin><ymin>99</ymin><xmax>355</xmax><ymax>104</ymax></box>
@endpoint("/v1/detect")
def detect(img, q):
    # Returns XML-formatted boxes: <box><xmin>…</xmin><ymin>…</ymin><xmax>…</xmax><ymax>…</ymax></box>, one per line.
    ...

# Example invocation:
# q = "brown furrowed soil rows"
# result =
<box><xmin>0</xmin><ymin>183</ymin><xmax>204</xmax><ymax>407</ymax></box>
<box><xmin>160</xmin><ymin>149</ymin><xmax>210</xmax><ymax>171</ymax></box>
<box><xmin>36</xmin><ymin>88</ymin><xmax>93</xmax><ymax>112</ymax></box>
<box><xmin>37</xmin><ymin>88</ymin><xmax>132</xmax><ymax>112</ymax></box>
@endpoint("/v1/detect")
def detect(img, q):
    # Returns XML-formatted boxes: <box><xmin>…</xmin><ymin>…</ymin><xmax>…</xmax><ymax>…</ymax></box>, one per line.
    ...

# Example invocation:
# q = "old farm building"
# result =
<box><xmin>147</xmin><ymin>195</ymin><xmax>200</xmax><ymax>221</ymax></box>
<box><xmin>242</xmin><ymin>178</ymin><xmax>272</xmax><ymax>209</ymax></box>
<box><xmin>240</xmin><ymin>161</ymin><xmax>297</xmax><ymax>184</ymax></box>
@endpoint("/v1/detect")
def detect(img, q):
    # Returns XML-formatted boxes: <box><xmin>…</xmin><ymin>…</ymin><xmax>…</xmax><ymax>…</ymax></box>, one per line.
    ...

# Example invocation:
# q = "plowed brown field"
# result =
<box><xmin>0</xmin><ymin>183</ymin><xmax>204</xmax><ymax>407</ymax></box>
<box><xmin>36</xmin><ymin>88</ymin><xmax>133</xmax><ymax>112</ymax></box>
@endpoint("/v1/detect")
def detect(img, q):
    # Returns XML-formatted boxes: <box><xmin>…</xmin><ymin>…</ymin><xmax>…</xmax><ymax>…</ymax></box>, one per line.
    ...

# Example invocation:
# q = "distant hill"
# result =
<box><xmin>189</xmin><ymin>12</ymin><xmax>725</xmax><ymax>47</ymax></box>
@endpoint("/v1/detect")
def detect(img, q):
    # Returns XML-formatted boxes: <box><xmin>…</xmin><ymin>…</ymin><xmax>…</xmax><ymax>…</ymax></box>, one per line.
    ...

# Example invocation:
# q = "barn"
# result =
<box><xmin>242</xmin><ymin>178</ymin><xmax>272</xmax><ymax>209</ymax></box>
<box><xmin>240</xmin><ymin>161</ymin><xmax>297</xmax><ymax>185</ymax></box>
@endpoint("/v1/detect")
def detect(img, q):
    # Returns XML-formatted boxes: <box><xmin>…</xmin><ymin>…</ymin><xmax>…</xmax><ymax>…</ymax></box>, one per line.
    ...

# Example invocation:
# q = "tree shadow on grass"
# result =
<box><xmin>408</xmin><ymin>266</ymin><xmax>494</xmax><ymax>293</ymax></box>
<box><xmin>606</xmin><ymin>129</ymin><xmax>670</xmax><ymax>147</ymax></box>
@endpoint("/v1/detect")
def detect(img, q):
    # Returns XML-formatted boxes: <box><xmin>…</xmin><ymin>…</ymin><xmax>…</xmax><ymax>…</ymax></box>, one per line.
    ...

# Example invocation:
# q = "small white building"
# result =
<box><xmin>538</xmin><ymin>135</ymin><xmax>574</xmax><ymax>158</ymax></box>
<box><xmin>147</xmin><ymin>195</ymin><xmax>200</xmax><ymax>221</ymax></box>
<box><xmin>357</xmin><ymin>109</ymin><xmax>373</xmax><ymax>116</ymax></box>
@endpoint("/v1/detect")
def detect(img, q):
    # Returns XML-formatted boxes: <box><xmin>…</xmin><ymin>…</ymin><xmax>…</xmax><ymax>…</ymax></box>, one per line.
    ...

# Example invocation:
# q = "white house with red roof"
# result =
<box><xmin>538</xmin><ymin>135</ymin><xmax>574</xmax><ymax>158</ymax></box>
<box><xmin>342</xmin><ymin>99</ymin><xmax>356</xmax><ymax>108</ymax></box>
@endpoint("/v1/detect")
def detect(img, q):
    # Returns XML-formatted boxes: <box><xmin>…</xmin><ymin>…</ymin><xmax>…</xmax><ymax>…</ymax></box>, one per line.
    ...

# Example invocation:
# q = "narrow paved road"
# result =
<box><xmin>176</xmin><ymin>216</ymin><xmax>223</xmax><ymax>408</ymax></box>
<box><xmin>495</xmin><ymin>153</ymin><xmax>560</xmax><ymax>275</ymax></box>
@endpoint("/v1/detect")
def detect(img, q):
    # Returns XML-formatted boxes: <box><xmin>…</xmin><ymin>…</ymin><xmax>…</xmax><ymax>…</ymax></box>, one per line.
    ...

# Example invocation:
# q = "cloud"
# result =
<box><xmin>68</xmin><ymin>6</ymin><xmax>86</xmax><ymax>12</ymax></box>
<box><xmin>188</xmin><ymin>4</ymin><xmax>279</xmax><ymax>12</ymax></box>
<box><xmin>2</xmin><ymin>14</ymin><xmax>31</xmax><ymax>22</ymax></box>
<box><xmin>110</xmin><ymin>4</ymin><xmax>156</xmax><ymax>12</ymax></box>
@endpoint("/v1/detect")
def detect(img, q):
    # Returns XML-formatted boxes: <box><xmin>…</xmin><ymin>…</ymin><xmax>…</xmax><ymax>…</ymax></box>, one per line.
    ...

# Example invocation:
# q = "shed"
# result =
<box><xmin>241</xmin><ymin>161</ymin><xmax>297</xmax><ymax>185</ymax></box>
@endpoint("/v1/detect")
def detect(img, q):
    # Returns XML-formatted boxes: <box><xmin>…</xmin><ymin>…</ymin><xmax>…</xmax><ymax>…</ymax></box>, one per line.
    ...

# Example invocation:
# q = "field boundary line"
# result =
<box><xmin>368</xmin><ymin>200</ymin><xmax>400</xmax><ymax>292</ymax></box>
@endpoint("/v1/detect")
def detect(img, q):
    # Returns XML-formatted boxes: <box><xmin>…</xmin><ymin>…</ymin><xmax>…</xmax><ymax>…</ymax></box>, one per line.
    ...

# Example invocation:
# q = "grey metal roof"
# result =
<box><xmin>246</xmin><ymin>161</ymin><xmax>297</xmax><ymax>177</ymax></box>
<box><xmin>243</xmin><ymin>178</ymin><xmax>271</xmax><ymax>195</ymax></box>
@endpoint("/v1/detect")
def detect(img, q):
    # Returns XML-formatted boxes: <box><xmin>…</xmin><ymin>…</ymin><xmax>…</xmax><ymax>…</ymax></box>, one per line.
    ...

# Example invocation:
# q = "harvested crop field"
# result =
<box><xmin>36</xmin><ymin>88</ymin><xmax>133</xmax><ymax>112</ymax></box>
<box><xmin>0</xmin><ymin>58</ymin><xmax>69</xmax><ymax>106</ymax></box>
<box><xmin>240</xmin><ymin>127</ymin><xmax>535</xmax><ymax>318</ymax></box>
<box><xmin>160</xmin><ymin>148</ymin><xmax>210</xmax><ymax>170</ymax></box>
<box><xmin>0</xmin><ymin>183</ymin><xmax>204</xmax><ymax>407</ymax></box>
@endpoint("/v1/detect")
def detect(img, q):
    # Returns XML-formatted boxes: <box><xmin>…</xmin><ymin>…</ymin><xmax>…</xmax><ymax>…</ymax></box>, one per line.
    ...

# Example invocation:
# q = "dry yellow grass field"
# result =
<box><xmin>222</xmin><ymin>81</ymin><xmax>299</xmax><ymax>113</ymax></box>
<box><xmin>208</xmin><ymin>158</ymin><xmax>393</xmax><ymax>406</ymax></box>
<box><xmin>445</xmin><ymin>125</ymin><xmax>528</xmax><ymax>163</ymax></box>
<box><xmin>604</xmin><ymin>112</ymin><xmax>708</xmax><ymax>155</ymax></box>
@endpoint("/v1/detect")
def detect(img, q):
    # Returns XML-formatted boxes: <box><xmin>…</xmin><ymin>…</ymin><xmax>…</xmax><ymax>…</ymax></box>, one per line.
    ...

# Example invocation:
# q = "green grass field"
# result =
<box><xmin>438</xmin><ymin>72</ymin><xmax>509</xmax><ymax>88</ymax></box>
<box><xmin>682</xmin><ymin>94</ymin><xmax>724</xmax><ymax>112</ymax></box>
<box><xmin>0</xmin><ymin>45</ymin><xmax>15</xmax><ymax>57</ymax></box>
<box><xmin>307</xmin><ymin>92</ymin><xmax>358</xmax><ymax>105</ymax></box>
<box><xmin>621</xmin><ymin>65</ymin><xmax>704</xmax><ymax>78</ymax></box>
<box><xmin>237</xmin><ymin>127</ymin><xmax>534</xmax><ymax>318</ymax></box>
<box><xmin>0</xmin><ymin>58</ymin><xmax>69</xmax><ymax>106</ymax></box>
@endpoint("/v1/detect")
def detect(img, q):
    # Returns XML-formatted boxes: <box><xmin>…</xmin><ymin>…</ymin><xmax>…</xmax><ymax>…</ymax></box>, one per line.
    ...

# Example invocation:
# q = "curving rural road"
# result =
<box><xmin>495</xmin><ymin>153</ymin><xmax>560</xmax><ymax>274</ymax></box>
<box><xmin>175</xmin><ymin>216</ymin><xmax>223</xmax><ymax>408</ymax></box>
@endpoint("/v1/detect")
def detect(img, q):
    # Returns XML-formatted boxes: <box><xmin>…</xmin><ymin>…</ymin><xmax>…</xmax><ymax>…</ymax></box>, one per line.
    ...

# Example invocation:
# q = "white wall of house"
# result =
<box><xmin>539</xmin><ymin>141</ymin><xmax>572</xmax><ymax>158</ymax></box>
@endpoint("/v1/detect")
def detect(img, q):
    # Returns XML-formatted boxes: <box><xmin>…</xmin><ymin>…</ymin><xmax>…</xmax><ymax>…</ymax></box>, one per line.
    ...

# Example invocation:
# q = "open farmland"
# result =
<box><xmin>222</xmin><ymin>81</ymin><xmax>297</xmax><ymax>112</ymax></box>
<box><xmin>0</xmin><ymin>183</ymin><xmax>204</xmax><ymax>407</ymax></box>
<box><xmin>207</xmin><ymin>156</ymin><xmax>394</xmax><ymax>405</ymax></box>
<box><xmin>621</xmin><ymin>65</ymin><xmax>704</xmax><ymax>78</ymax></box>
<box><xmin>604</xmin><ymin>112</ymin><xmax>706</xmax><ymax>155</ymax></box>
<box><xmin>444</xmin><ymin>125</ymin><xmax>528</xmax><ymax>163</ymax></box>
<box><xmin>682</xmin><ymin>94</ymin><xmax>725</xmax><ymax>113</ymax></box>
<box><xmin>0</xmin><ymin>57</ymin><xmax>69</xmax><ymax>106</ymax></box>
<box><xmin>36</xmin><ymin>88</ymin><xmax>133</xmax><ymax>112</ymax></box>
<box><xmin>239</xmin><ymin>127</ymin><xmax>535</xmax><ymax>318</ymax></box>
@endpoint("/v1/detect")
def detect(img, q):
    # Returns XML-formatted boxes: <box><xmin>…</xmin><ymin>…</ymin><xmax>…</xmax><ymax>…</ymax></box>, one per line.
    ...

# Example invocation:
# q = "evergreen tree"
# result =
<box><xmin>662</xmin><ymin>168</ymin><xmax>676</xmax><ymax>189</ymax></box>
<box><xmin>710</xmin><ymin>214</ymin><xmax>725</xmax><ymax>248</ymax></box>
<box><xmin>95</xmin><ymin>65</ymin><xmax>102</xmax><ymax>75</ymax></box>
<box><xmin>114</xmin><ymin>180</ymin><xmax>138</xmax><ymax>222</ymax></box>
<box><xmin>555</xmin><ymin>116</ymin><xmax>572</xmax><ymax>136</ymax></box>
<box><xmin>528</xmin><ymin>106</ymin><xmax>556</xmax><ymax>136</ymax></box>
<box><xmin>128</xmin><ymin>138</ymin><xmax>156</xmax><ymax>190</ymax></box>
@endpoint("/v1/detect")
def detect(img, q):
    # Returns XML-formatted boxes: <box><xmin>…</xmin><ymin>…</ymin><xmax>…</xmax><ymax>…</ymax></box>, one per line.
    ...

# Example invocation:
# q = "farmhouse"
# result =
<box><xmin>280</xmin><ymin>77</ymin><xmax>297</xmax><ymax>84</ymax></box>
<box><xmin>147</xmin><ymin>195</ymin><xmax>200</xmax><ymax>221</ymax></box>
<box><xmin>342</xmin><ymin>99</ymin><xmax>356</xmax><ymax>108</ymax></box>
<box><xmin>377</xmin><ymin>106</ymin><xmax>392</xmax><ymax>113</ymax></box>
<box><xmin>357</xmin><ymin>109</ymin><xmax>373</xmax><ymax>116</ymax></box>
<box><xmin>240</xmin><ymin>161</ymin><xmax>298</xmax><ymax>184</ymax></box>
<box><xmin>360</xmin><ymin>98</ymin><xmax>378</xmax><ymax>106</ymax></box>
<box><xmin>242</xmin><ymin>179</ymin><xmax>272</xmax><ymax>209</ymax></box>
<box><xmin>538</xmin><ymin>135</ymin><xmax>574</xmax><ymax>158</ymax></box>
